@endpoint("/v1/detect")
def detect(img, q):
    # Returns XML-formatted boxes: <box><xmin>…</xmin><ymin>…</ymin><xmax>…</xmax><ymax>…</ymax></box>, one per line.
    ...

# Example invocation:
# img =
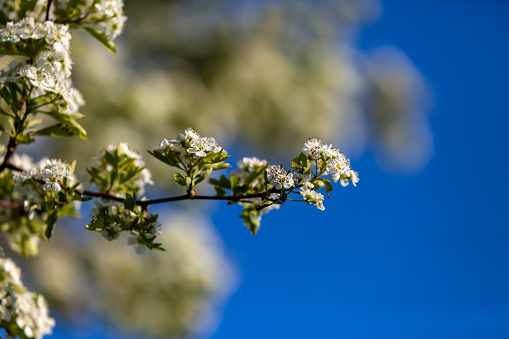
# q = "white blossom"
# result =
<box><xmin>0</xmin><ymin>258</ymin><xmax>55</xmax><ymax>339</ymax></box>
<box><xmin>187</xmin><ymin>137</ymin><xmax>221</xmax><ymax>157</ymax></box>
<box><xmin>325</xmin><ymin>153</ymin><xmax>351</xmax><ymax>183</ymax></box>
<box><xmin>237</xmin><ymin>157</ymin><xmax>267</xmax><ymax>171</ymax></box>
<box><xmin>340</xmin><ymin>170</ymin><xmax>360</xmax><ymax>187</ymax></box>
<box><xmin>40</xmin><ymin>159</ymin><xmax>72</xmax><ymax>193</ymax></box>
<box><xmin>0</xmin><ymin>0</ymin><xmax>20</xmax><ymax>21</ymax></box>
<box><xmin>266</xmin><ymin>165</ymin><xmax>294</xmax><ymax>190</ymax></box>
<box><xmin>299</xmin><ymin>182</ymin><xmax>325</xmax><ymax>210</ymax></box>
<box><xmin>90</xmin><ymin>142</ymin><xmax>153</xmax><ymax>195</ymax></box>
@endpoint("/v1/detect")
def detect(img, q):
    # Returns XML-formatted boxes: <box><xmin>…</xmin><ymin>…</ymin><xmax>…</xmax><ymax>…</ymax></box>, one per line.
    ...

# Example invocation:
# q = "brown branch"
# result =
<box><xmin>0</xmin><ymin>199</ymin><xmax>21</xmax><ymax>210</ymax></box>
<box><xmin>6</xmin><ymin>162</ymin><xmax>285</xmax><ymax>208</ymax></box>
<box><xmin>46</xmin><ymin>0</ymin><xmax>53</xmax><ymax>21</ymax></box>
<box><xmin>0</xmin><ymin>88</ymin><xmax>28</xmax><ymax>174</ymax></box>
<box><xmin>74</xmin><ymin>189</ymin><xmax>275</xmax><ymax>208</ymax></box>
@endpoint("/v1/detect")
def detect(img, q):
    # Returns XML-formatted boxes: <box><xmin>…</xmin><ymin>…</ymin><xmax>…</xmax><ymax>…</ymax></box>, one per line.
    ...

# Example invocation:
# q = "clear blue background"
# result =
<box><xmin>51</xmin><ymin>1</ymin><xmax>509</xmax><ymax>338</ymax></box>
<box><xmin>209</xmin><ymin>1</ymin><xmax>509</xmax><ymax>338</ymax></box>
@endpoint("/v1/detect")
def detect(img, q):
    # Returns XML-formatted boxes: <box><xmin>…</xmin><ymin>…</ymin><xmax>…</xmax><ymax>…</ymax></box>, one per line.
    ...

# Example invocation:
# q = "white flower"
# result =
<box><xmin>39</xmin><ymin>159</ymin><xmax>72</xmax><ymax>193</ymax></box>
<box><xmin>159</xmin><ymin>138</ymin><xmax>182</xmax><ymax>151</ymax></box>
<box><xmin>237</xmin><ymin>157</ymin><xmax>267</xmax><ymax>171</ymax></box>
<box><xmin>302</xmin><ymin>137</ymin><xmax>333</xmax><ymax>160</ymax></box>
<box><xmin>340</xmin><ymin>170</ymin><xmax>360</xmax><ymax>187</ymax></box>
<box><xmin>0</xmin><ymin>258</ymin><xmax>55</xmax><ymax>339</ymax></box>
<box><xmin>43</xmin><ymin>21</ymin><xmax>71</xmax><ymax>52</ymax></box>
<box><xmin>299</xmin><ymin>182</ymin><xmax>325</xmax><ymax>210</ymax></box>
<box><xmin>35</xmin><ymin>49</ymin><xmax>72</xmax><ymax>82</ymax></box>
<box><xmin>184</xmin><ymin>128</ymin><xmax>200</xmax><ymax>140</ymax></box>
<box><xmin>325</xmin><ymin>153</ymin><xmax>351</xmax><ymax>183</ymax></box>
<box><xmin>266</xmin><ymin>165</ymin><xmax>294</xmax><ymax>190</ymax></box>
<box><xmin>0</xmin><ymin>0</ymin><xmax>20</xmax><ymax>21</ymax></box>
<box><xmin>10</xmin><ymin>153</ymin><xmax>34</xmax><ymax>171</ymax></box>
<box><xmin>187</xmin><ymin>136</ymin><xmax>221</xmax><ymax>157</ymax></box>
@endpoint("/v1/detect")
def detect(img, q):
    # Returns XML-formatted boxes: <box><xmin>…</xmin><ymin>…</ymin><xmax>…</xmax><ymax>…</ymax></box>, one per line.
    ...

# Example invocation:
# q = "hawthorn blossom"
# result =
<box><xmin>187</xmin><ymin>137</ymin><xmax>220</xmax><ymax>157</ymax></box>
<box><xmin>0</xmin><ymin>258</ymin><xmax>55</xmax><ymax>339</ymax></box>
<box><xmin>302</xmin><ymin>137</ymin><xmax>333</xmax><ymax>159</ymax></box>
<box><xmin>341</xmin><ymin>170</ymin><xmax>360</xmax><ymax>187</ymax></box>
<box><xmin>40</xmin><ymin>159</ymin><xmax>72</xmax><ymax>193</ymax></box>
<box><xmin>266</xmin><ymin>165</ymin><xmax>294</xmax><ymax>190</ymax></box>
<box><xmin>325</xmin><ymin>153</ymin><xmax>351</xmax><ymax>183</ymax></box>
<box><xmin>237</xmin><ymin>157</ymin><xmax>267</xmax><ymax>171</ymax></box>
<box><xmin>89</xmin><ymin>142</ymin><xmax>153</xmax><ymax>195</ymax></box>
<box><xmin>299</xmin><ymin>182</ymin><xmax>325</xmax><ymax>210</ymax></box>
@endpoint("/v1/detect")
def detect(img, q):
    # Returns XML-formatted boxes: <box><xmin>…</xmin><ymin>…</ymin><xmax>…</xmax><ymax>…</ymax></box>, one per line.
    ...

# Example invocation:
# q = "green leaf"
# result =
<box><xmin>243</xmin><ymin>164</ymin><xmax>268</xmax><ymax>187</ymax></box>
<box><xmin>292</xmin><ymin>153</ymin><xmax>311</xmax><ymax>174</ymax></box>
<box><xmin>19</xmin><ymin>0</ymin><xmax>39</xmax><ymax>17</ymax></box>
<box><xmin>148</xmin><ymin>150</ymin><xmax>180</xmax><ymax>167</ymax></box>
<box><xmin>25</xmin><ymin>118</ymin><xmax>43</xmax><ymax>129</ymax></box>
<box><xmin>324</xmin><ymin>180</ymin><xmax>333</xmax><ymax>197</ymax></box>
<box><xmin>230</xmin><ymin>174</ymin><xmax>239</xmax><ymax>191</ymax></box>
<box><xmin>35</xmin><ymin>124</ymin><xmax>74</xmax><ymax>137</ymax></box>
<box><xmin>232</xmin><ymin>185</ymin><xmax>249</xmax><ymax>196</ymax></box>
<box><xmin>58</xmin><ymin>203</ymin><xmax>80</xmax><ymax>218</ymax></box>
<box><xmin>209</xmin><ymin>174</ymin><xmax>232</xmax><ymax>189</ymax></box>
<box><xmin>15</xmin><ymin>133</ymin><xmax>35</xmax><ymax>144</ymax></box>
<box><xmin>195</xmin><ymin>167</ymin><xmax>213</xmax><ymax>185</ymax></box>
<box><xmin>104</xmin><ymin>151</ymin><xmax>120</xmax><ymax>168</ymax></box>
<box><xmin>83</xmin><ymin>27</ymin><xmax>117</xmax><ymax>53</ymax></box>
<box><xmin>174</xmin><ymin>172</ymin><xmax>187</xmax><ymax>186</ymax></box>
<box><xmin>214</xmin><ymin>186</ymin><xmax>227</xmax><ymax>196</ymax></box>
<box><xmin>240</xmin><ymin>210</ymin><xmax>261</xmax><ymax>235</ymax></box>
<box><xmin>44</xmin><ymin>211</ymin><xmax>58</xmax><ymax>240</ymax></box>
<box><xmin>66</xmin><ymin>119</ymin><xmax>88</xmax><ymax>140</ymax></box>
<box><xmin>124</xmin><ymin>193</ymin><xmax>137</xmax><ymax>211</ymax></box>
<box><xmin>203</xmin><ymin>162</ymin><xmax>230</xmax><ymax>171</ymax></box>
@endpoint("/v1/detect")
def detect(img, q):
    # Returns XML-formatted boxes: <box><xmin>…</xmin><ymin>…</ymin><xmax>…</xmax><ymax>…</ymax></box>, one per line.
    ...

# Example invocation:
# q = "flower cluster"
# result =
<box><xmin>87</xmin><ymin>197</ymin><xmax>163</xmax><ymax>254</ymax></box>
<box><xmin>235</xmin><ymin>157</ymin><xmax>268</xmax><ymax>187</ymax></box>
<box><xmin>299</xmin><ymin>182</ymin><xmax>325</xmax><ymax>210</ymax></box>
<box><xmin>151</xmin><ymin>128</ymin><xmax>230</xmax><ymax>192</ymax></box>
<box><xmin>158</xmin><ymin>128</ymin><xmax>224</xmax><ymax>160</ymax></box>
<box><xmin>87</xmin><ymin>143</ymin><xmax>162</xmax><ymax>253</ymax></box>
<box><xmin>0</xmin><ymin>154</ymin><xmax>81</xmax><ymax>256</ymax></box>
<box><xmin>0</xmin><ymin>0</ymin><xmax>126</xmax><ymax>42</ymax></box>
<box><xmin>266</xmin><ymin>165</ymin><xmax>294</xmax><ymax>190</ymax></box>
<box><xmin>0</xmin><ymin>257</ymin><xmax>55</xmax><ymax>339</ymax></box>
<box><xmin>0</xmin><ymin>17</ymin><xmax>83</xmax><ymax>114</ymax></box>
<box><xmin>13</xmin><ymin>157</ymin><xmax>74</xmax><ymax>194</ymax></box>
<box><xmin>89</xmin><ymin>142</ymin><xmax>153</xmax><ymax>197</ymax></box>
<box><xmin>302</xmin><ymin>137</ymin><xmax>359</xmax><ymax>187</ymax></box>
<box><xmin>56</xmin><ymin>0</ymin><xmax>127</xmax><ymax>41</ymax></box>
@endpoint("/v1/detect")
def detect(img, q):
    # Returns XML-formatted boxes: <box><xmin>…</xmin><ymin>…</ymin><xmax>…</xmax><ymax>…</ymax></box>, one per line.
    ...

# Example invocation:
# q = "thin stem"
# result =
<box><xmin>0</xmin><ymin>87</ymin><xmax>29</xmax><ymax>173</ymax></box>
<box><xmin>46</xmin><ymin>0</ymin><xmax>53</xmax><ymax>21</ymax></box>
<box><xmin>73</xmin><ymin>188</ymin><xmax>273</xmax><ymax>208</ymax></box>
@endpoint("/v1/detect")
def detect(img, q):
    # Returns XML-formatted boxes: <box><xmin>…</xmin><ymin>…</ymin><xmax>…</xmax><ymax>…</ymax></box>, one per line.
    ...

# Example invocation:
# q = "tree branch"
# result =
<box><xmin>46</xmin><ymin>0</ymin><xmax>53</xmax><ymax>21</ymax></box>
<box><xmin>0</xmin><ymin>89</ymin><xmax>28</xmax><ymax>174</ymax></box>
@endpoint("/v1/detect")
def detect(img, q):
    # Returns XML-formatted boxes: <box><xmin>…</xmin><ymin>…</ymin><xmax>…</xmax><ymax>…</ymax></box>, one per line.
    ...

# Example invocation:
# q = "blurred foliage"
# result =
<box><xmin>24</xmin><ymin>212</ymin><xmax>234</xmax><ymax>338</ymax></box>
<box><xmin>51</xmin><ymin>0</ymin><xmax>431</xmax><ymax>179</ymax></box>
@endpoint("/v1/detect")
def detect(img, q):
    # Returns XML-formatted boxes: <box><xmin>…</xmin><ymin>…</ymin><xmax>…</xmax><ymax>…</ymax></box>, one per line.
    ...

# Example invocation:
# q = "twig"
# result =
<box><xmin>46</xmin><ymin>0</ymin><xmax>53</xmax><ymax>21</ymax></box>
<box><xmin>0</xmin><ymin>89</ymin><xmax>28</xmax><ymax>174</ymax></box>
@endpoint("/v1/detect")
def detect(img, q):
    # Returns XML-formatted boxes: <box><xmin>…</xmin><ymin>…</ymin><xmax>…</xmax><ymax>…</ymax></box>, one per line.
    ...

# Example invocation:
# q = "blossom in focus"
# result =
<box><xmin>299</xmin><ymin>181</ymin><xmax>325</xmax><ymax>211</ymax></box>
<box><xmin>40</xmin><ymin>159</ymin><xmax>72</xmax><ymax>193</ymax></box>
<box><xmin>266</xmin><ymin>165</ymin><xmax>294</xmax><ymax>190</ymax></box>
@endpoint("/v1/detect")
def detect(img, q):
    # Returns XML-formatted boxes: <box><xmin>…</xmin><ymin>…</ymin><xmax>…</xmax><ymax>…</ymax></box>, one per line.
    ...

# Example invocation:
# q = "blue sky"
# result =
<box><xmin>208</xmin><ymin>1</ymin><xmax>509</xmax><ymax>338</ymax></box>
